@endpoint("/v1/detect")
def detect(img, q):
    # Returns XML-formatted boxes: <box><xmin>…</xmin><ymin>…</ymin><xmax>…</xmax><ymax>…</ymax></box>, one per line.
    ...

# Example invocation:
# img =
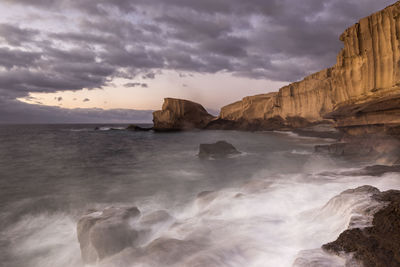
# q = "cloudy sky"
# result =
<box><xmin>0</xmin><ymin>0</ymin><xmax>395</xmax><ymax>123</ymax></box>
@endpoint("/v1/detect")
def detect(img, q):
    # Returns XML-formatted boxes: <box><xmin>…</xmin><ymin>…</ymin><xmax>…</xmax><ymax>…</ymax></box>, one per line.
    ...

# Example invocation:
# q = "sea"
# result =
<box><xmin>1</xmin><ymin>124</ymin><xmax>399</xmax><ymax>267</ymax></box>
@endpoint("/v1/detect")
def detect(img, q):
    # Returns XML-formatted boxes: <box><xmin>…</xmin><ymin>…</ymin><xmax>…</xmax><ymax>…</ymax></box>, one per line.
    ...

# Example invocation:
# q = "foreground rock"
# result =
<box><xmin>215</xmin><ymin>2</ymin><xmax>400</xmax><ymax>134</ymax></box>
<box><xmin>153</xmin><ymin>98</ymin><xmax>215</xmax><ymax>131</ymax></box>
<box><xmin>323</xmin><ymin>188</ymin><xmax>400</xmax><ymax>267</ymax></box>
<box><xmin>77</xmin><ymin>207</ymin><xmax>141</xmax><ymax>264</ymax></box>
<box><xmin>198</xmin><ymin>141</ymin><xmax>241</xmax><ymax>159</ymax></box>
<box><xmin>77</xmin><ymin>207</ymin><xmax>175</xmax><ymax>264</ymax></box>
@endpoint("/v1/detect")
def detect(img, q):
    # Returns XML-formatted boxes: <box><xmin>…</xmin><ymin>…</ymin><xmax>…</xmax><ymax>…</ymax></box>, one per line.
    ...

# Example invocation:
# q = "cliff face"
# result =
<box><xmin>153</xmin><ymin>98</ymin><xmax>215</xmax><ymax>131</ymax></box>
<box><xmin>219</xmin><ymin>1</ymin><xmax>400</xmax><ymax>133</ymax></box>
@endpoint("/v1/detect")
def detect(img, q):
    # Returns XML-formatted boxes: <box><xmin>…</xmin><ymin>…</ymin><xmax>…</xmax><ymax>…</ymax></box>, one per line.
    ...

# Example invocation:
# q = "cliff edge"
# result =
<box><xmin>219</xmin><ymin>1</ymin><xmax>400</xmax><ymax>135</ymax></box>
<box><xmin>153</xmin><ymin>98</ymin><xmax>215</xmax><ymax>131</ymax></box>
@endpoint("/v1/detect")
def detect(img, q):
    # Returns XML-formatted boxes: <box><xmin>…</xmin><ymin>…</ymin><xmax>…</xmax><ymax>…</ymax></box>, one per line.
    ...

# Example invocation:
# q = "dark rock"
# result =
<box><xmin>77</xmin><ymin>206</ymin><xmax>141</xmax><ymax>264</ymax></box>
<box><xmin>314</xmin><ymin>135</ymin><xmax>400</xmax><ymax>164</ymax></box>
<box><xmin>126</xmin><ymin>124</ymin><xmax>153</xmax><ymax>131</ymax></box>
<box><xmin>198</xmin><ymin>141</ymin><xmax>241</xmax><ymax>159</ymax></box>
<box><xmin>203</xmin><ymin>119</ymin><xmax>238</xmax><ymax>130</ymax></box>
<box><xmin>314</xmin><ymin>142</ymin><xmax>374</xmax><ymax>157</ymax></box>
<box><xmin>292</xmin><ymin>124</ymin><xmax>343</xmax><ymax>139</ymax></box>
<box><xmin>323</xmin><ymin>190</ymin><xmax>400</xmax><ymax>267</ymax></box>
<box><xmin>341</xmin><ymin>165</ymin><xmax>400</xmax><ymax>176</ymax></box>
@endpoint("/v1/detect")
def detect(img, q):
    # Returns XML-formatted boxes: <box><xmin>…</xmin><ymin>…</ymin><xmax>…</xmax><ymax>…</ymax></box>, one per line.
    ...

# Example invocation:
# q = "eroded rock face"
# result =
<box><xmin>218</xmin><ymin>2</ymin><xmax>400</xmax><ymax>133</ymax></box>
<box><xmin>153</xmin><ymin>98</ymin><xmax>215</xmax><ymax>131</ymax></box>
<box><xmin>198</xmin><ymin>141</ymin><xmax>241</xmax><ymax>159</ymax></box>
<box><xmin>77</xmin><ymin>207</ymin><xmax>141</xmax><ymax>264</ymax></box>
<box><xmin>323</xmin><ymin>189</ymin><xmax>400</xmax><ymax>267</ymax></box>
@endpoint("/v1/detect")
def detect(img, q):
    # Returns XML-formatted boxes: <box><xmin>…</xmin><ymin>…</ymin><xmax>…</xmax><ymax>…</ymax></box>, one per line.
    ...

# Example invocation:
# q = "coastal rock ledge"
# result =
<box><xmin>323</xmin><ymin>187</ymin><xmax>400</xmax><ymax>267</ymax></box>
<box><xmin>153</xmin><ymin>98</ymin><xmax>215</xmax><ymax>131</ymax></box>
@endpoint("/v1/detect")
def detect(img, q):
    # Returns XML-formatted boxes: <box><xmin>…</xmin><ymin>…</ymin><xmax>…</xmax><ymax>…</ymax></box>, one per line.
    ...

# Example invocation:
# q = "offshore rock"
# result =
<box><xmin>198</xmin><ymin>141</ymin><xmax>241</xmax><ymax>159</ymax></box>
<box><xmin>218</xmin><ymin>2</ymin><xmax>400</xmax><ymax>134</ymax></box>
<box><xmin>153</xmin><ymin>98</ymin><xmax>215</xmax><ymax>131</ymax></box>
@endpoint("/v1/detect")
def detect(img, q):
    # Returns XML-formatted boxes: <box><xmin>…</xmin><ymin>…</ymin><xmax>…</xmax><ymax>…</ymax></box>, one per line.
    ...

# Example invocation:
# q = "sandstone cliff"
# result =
<box><xmin>219</xmin><ymin>1</ymin><xmax>400</xmax><ymax>134</ymax></box>
<box><xmin>153</xmin><ymin>98</ymin><xmax>215</xmax><ymax>131</ymax></box>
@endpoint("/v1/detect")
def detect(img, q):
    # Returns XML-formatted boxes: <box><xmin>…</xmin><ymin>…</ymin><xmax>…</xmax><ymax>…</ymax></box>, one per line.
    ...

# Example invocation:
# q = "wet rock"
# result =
<box><xmin>195</xmin><ymin>191</ymin><xmax>219</xmax><ymax>209</ymax></box>
<box><xmin>323</xmin><ymin>189</ymin><xmax>400</xmax><ymax>267</ymax></box>
<box><xmin>292</xmin><ymin>124</ymin><xmax>342</xmax><ymax>139</ymax></box>
<box><xmin>314</xmin><ymin>142</ymin><xmax>373</xmax><ymax>157</ymax></box>
<box><xmin>139</xmin><ymin>210</ymin><xmax>172</xmax><ymax>226</ymax></box>
<box><xmin>198</xmin><ymin>141</ymin><xmax>241</xmax><ymax>159</ymax></box>
<box><xmin>126</xmin><ymin>124</ymin><xmax>153</xmax><ymax>131</ymax></box>
<box><xmin>341</xmin><ymin>165</ymin><xmax>400</xmax><ymax>177</ymax></box>
<box><xmin>315</xmin><ymin>136</ymin><xmax>400</xmax><ymax>164</ymax></box>
<box><xmin>77</xmin><ymin>206</ymin><xmax>140</xmax><ymax>264</ymax></box>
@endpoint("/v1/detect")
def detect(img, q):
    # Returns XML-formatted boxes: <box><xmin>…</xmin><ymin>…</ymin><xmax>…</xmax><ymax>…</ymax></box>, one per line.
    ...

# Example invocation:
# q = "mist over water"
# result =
<box><xmin>1</xmin><ymin>125</ymin><xmax>399</xmax><ymax>267</ymax></box>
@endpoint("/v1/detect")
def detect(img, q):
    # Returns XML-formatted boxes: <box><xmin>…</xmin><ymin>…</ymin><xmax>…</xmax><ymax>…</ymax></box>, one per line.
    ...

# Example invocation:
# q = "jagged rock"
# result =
<box><xmin>152</xmin><ymin>98</ymin><xmax>215</xmax><ymax>131</ymax></box>
<box><xmin>218</xmin><ymin>2</ymin><xmax>400</xmax><ymax>134</ymax></box>
<box><xmin>77</xmin><ymin>207</ymin><xmax>141</xmax><ymax>264</ymax></box>
<box><xmin>198</xmin><ymin>141</ymin><xmax>241</xmax><ymax>159</ymax></box>
<box><xmin>323</xmin><ymin>189</ymin><xmax>400</xmax><ymax>267</ymax></box>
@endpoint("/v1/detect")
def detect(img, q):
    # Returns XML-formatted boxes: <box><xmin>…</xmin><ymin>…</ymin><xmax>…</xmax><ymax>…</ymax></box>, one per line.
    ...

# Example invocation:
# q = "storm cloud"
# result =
<box><xmin>0</xmin><ymin>0</ymin><xmax>396</xmax><ymax>122</ymax></box>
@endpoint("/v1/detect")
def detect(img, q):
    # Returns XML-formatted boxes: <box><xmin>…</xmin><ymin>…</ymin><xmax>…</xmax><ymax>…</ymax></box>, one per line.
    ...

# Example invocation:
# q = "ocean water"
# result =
<box><xmin>1</xmin><ymin>124</ymin><xmax>399</xmax><ymax>267</ymax></box>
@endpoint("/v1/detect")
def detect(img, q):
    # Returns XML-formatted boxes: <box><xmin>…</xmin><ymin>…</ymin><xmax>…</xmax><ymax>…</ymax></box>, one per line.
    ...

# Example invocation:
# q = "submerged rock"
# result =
<box><xmin>198</xmin><ymin>141</ymin><xmax>241</xmax><ymax>159</ymax></box>
<box><xmin>323</xmin><ymin>188</ymin><xmax>400</xmax><ymax>267</ymax></box>
<box><xmin>77</xmin><ymin>207</ymin><xmax>141</xmax><ymax>264</ymax></box>
<box><xmin>152</xmin><ymin>98</ymin><xmax>215</xmax><ymax>131</ymax></box>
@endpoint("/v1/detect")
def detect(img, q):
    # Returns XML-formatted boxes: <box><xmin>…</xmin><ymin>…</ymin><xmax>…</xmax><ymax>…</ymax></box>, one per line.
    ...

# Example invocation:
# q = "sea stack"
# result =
<box><xmin>153</xmin><ymin>98</ymin><xmax>215</xmax><ymax>131</ymax></box>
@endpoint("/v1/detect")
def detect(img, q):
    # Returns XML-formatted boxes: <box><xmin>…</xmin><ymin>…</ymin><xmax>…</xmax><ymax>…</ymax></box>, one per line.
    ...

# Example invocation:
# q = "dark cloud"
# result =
<box><xmin>0</xmin><ymin>23</ymin><xmax>39</xmax><ymax>46</ymax></box>
<box><xmin>0</xmin><ymin>0</ymin><xmax>396</xmax><ymax>122</ymax></box>
<box><xmin>124</xmin><ymin>83</ymin><xmax>148</xmax><ymax>88</ymax></box>
<box><xmin>142</xmin><ymin>72</ymin><xmax>156</xmax><ymax>79</ymax></box>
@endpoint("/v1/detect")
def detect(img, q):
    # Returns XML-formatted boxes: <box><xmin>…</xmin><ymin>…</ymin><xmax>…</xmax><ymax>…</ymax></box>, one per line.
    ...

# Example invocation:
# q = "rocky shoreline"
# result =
<box><xmin>78</xmin><ymin>1</ymin><xmax>400</xmax><ymax>266</ymax></box>
<box><xmin>323</xmin><ymin>187</ymin><xmax>400</xmax><ymax>267</ymax></box>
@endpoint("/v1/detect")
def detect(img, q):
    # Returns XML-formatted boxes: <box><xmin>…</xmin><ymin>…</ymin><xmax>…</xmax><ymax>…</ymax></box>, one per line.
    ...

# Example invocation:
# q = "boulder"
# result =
<box><xmin>153</xmin><ymin>98</ymin><xmax>215</xmax><ymax>131</ymax></box>
<box><xmin>77</xmin><ymin>206</ymin><xmax>141</xmax><ymax>264</ymax></box>
<box><xmin>198</xmin><ymin>141</ymin><xmax>241</xmax><ymax>159</ymax></box>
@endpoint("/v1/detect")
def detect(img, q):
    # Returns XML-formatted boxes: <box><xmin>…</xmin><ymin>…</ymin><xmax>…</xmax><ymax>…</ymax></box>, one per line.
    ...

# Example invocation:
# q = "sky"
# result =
<box><xmin>0</xmin><ymin>0</ymin><xmax>396</xmax><ymax>123</ymax></box>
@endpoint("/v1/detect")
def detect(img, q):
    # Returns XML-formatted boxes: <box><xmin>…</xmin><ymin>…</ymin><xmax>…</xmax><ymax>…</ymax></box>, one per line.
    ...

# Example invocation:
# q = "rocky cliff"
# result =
<box><xmin>153</xmin><ymin>98</ymin><xmax>215</xmax><ymax>131</ymax></box>
<box><xmin>219</xmin><ymin>1</ymin><xmax>400</xmax><ymax>134</ymax></box>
